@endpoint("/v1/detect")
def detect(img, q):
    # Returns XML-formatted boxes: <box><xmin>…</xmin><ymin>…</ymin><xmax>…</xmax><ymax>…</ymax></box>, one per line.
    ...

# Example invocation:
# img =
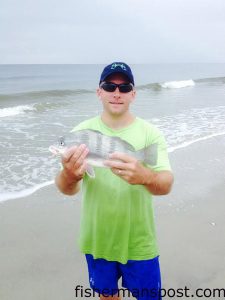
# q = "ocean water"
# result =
<box><xmin>0</xmin><ymin>64</ymin><xmax>225</xmax><ymax>202</ymax></box>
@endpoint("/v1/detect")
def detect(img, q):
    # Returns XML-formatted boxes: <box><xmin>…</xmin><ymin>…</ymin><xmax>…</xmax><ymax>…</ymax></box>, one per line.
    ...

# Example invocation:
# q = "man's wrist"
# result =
<box><xmin>55</xmin><ymin>168</ymin><xmax>81</xmax><ymax>195</ymax></box>
<box><xmin>142</xmin><ymin>166</ymin><xmax>156</xmax><ymax>186</ymax></box>
<box><xmin>61</xmin><ymin>168</ymin><xmax>82</xmax><ymax>185</ymax></box>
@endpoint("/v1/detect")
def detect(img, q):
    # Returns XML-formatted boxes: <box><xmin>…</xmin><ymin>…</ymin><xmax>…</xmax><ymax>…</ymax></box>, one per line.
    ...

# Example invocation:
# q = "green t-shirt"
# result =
<box><xmin>72</xmin><ymin>116</ymin><xmax>171</xmax><ymax>264</ymax></box>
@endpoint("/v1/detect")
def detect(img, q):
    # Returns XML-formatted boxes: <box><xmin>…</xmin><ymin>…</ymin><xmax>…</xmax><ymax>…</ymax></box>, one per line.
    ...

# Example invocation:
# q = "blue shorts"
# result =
<box><xmin>85</xmin><ymin>254</ymin><xmax>162</xmax><ymax>300</ymax></box>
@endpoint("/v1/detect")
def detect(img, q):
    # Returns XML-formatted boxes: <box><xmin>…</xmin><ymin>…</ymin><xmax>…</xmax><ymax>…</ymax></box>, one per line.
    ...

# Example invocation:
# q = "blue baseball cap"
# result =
<box><xmin>99</xmin><ymin>62</ymin><xmax>134</xmax><ymax>85</ymax></box>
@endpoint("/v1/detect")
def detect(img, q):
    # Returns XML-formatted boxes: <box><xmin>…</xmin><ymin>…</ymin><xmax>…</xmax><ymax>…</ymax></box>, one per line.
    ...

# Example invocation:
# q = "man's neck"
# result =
<box><xmin>101</xmin><ymin>112</ymin><xmax>136</xmax><ymax>130</ymax></box>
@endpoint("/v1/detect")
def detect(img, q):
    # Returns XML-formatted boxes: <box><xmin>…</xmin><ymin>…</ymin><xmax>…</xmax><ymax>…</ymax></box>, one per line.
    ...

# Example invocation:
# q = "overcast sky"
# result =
<box><xmin>1</xmin><ymin>0</ymin><xmax>225</xmax><ymax>64</ymax></box>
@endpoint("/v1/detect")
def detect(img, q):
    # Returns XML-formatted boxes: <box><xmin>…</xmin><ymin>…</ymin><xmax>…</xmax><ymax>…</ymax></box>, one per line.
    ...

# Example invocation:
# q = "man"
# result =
<box><xmin>55</xmin><ymin>62</ymin><xmax>174</xmax><ymax>300</ymax></box>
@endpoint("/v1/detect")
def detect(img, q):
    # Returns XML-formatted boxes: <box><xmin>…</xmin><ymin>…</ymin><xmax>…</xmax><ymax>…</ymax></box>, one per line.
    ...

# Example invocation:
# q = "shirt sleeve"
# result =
<box><xmin>149</xmin><ymin>127</ymin><xmax>172</xmax><ymax>172</ymax></box>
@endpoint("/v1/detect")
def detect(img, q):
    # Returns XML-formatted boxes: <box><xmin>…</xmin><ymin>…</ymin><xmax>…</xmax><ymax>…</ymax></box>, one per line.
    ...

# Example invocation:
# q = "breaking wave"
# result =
<box><xmin>137</xmin><ymin>76</ymin><xmax>225</xmax><ymax>91</ymax></box>
<box><xmin>160</xmin><ymin>79</ymin><xmax>195</xmax><ymax>89</ymax></box>
<box><xmin>0</xmin><ymin>105</ymin><xmax>36</xmax><ymax>118</ymax></box>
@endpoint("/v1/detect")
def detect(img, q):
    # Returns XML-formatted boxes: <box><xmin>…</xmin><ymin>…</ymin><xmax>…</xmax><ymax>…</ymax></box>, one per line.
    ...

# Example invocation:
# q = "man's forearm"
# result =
<box><xmin>143</xmin><ymin>168</ymin><xmax>174</xmax><ymax>195</ymax></box>
<box><xmin>55</xmin><ymin>169</ymin><xmax>81</xmax><ymax>195</ymax></box>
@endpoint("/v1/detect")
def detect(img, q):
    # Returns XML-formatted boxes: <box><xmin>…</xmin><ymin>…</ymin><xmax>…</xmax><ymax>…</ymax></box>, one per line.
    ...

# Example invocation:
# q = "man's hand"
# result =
<box><xmin>104</xmin><ymin>152</ymin><xmax>174</xmax><ymax>195</ymax></box>
<box><xmin>62</xmin><ymin>144</ymin><xmax>89</xmax><ymax>182</ymax></box>
<box><xmin>104</xmin><ymin>152</ymin><xmax>150</xmax><ymax>185</ymax></box>
<box><xmin>55</xmin><ymin>144</ymin><xmax>89</xmax><ymax>195</ymax></box>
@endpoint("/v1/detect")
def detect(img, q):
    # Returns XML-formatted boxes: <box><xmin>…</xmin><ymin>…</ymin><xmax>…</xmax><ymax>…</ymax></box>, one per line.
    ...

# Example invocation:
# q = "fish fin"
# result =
<box><xmin>141</xmin><ymin>143</ymin><xmax>158</xmax><ymax>166</ymax></box>
<box><xmin>49</xmin><ymin>145</ymin><xmax>66</xmax><ymax>156</ymax></box>
<box><xmin>49</xmin><ymin>145</ymin><xmax>61</xmax><ymax>156</ymax></box>
<box><xmin>86</xmin><ymin>165</ymin><xmax>95</xmax><ymax>178</ymax></box>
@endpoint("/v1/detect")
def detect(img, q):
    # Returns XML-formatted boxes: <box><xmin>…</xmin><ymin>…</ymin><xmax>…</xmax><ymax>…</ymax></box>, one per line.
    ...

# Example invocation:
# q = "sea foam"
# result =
<box><xmin>0</xmin><ymin>180</ymin><xmax>54</xmax><ymax>203</ymax></box>
<box><xmin>168</xmin><ymin>131</ymin><xmax>225</xmax><ymax>152</ymax></box>
<box><xmin>161</xmin><ymin>79</ymin><xmax>195</xmax><ymax>89</ymax></box>
<box><xmin>0</xmin><ymin>105</ymin><xmax>35</xmax><ymax>118</ymax></box>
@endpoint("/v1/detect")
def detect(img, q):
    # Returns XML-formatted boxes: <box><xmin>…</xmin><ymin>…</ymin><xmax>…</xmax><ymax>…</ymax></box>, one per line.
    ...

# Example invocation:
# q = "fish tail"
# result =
<box><xmin>139</xmin><ymin>143</ymin><xmax>158</xmax><ymax>166</ymax></box>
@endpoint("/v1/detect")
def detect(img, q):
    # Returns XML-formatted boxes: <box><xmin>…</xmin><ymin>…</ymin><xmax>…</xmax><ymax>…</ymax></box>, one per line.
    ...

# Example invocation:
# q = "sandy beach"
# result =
<box><xmin>1</xmin><ymin>135</ymin><xmax>225</xmax><ymax>300</ymax></box>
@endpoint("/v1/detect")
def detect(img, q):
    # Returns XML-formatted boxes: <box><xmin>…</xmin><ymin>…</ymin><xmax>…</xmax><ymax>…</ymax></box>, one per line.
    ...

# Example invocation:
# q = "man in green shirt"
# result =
<box><xmin>56</xmin><ymin>62</ymin><xmax>174</xmax><ymax>300</ymax></box>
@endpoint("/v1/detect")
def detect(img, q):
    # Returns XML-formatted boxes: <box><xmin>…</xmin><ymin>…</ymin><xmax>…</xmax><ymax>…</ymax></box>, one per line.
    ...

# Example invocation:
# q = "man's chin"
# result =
<box><xmin>108</xmin><ymin>109</ymin><xmax>123</xmax><ymax>115</ymax></box>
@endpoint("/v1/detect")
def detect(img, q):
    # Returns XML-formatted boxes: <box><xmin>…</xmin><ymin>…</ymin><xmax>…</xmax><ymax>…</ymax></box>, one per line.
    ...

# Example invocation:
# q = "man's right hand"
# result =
<box><xmin>55</xmin><ymin>144</ymin><xmax>89</xmax><ymax>195</ymax></box>
<box><xmin>62</xmin><ymin>144</ymin><xmax>89</xmax><ymax>181</ymax></box>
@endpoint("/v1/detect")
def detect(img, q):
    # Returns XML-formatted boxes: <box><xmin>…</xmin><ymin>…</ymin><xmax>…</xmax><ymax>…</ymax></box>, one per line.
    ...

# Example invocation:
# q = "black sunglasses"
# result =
<box><xmin>100</xmin><ymin>82</ymin><xmax>134</xmax><ymax>93</ymax></box>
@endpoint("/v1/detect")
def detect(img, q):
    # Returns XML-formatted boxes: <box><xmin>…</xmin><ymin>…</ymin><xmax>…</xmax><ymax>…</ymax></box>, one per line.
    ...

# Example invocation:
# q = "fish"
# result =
<box><xmin>49</xmin><ymin>129</ymin><xmax>158</xmax><ymax>178</ymax></box>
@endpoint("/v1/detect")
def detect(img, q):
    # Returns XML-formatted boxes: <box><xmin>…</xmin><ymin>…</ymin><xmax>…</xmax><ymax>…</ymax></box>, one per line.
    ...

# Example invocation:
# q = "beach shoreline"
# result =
<box><xmin>1</xmin><ymin>136</ymin><xmax>225</xmax><ymax>300</ymax></box>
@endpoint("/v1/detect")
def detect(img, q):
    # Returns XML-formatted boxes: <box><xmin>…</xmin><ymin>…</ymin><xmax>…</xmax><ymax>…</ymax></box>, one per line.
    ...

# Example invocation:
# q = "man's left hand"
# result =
<box><xmin>104</xmin><ymin>152</ymin><xmax>151</xmax><ymax>185</ymax></box>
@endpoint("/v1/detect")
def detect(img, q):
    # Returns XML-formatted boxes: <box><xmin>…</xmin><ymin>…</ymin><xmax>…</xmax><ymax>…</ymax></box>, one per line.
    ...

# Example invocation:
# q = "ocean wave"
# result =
<box><xmin>137</xmin><ymin>76</ymin><xmax>225</xmax><ymax>91</ymax></box>
<box><xmin>0</xmin><ymin>99</ymin><xmax>83</xmax><ymax>117</ymax></box>
<box><xmin>0</xmin><ymin>88</ymin><xmax>95</xmax><ymax>102</ymax></box>
<box><xmin>160</xmin><ymin>79</ymin><xmax>195</xmax><ymax>89</ymax></box>
<box><xmin>0</xmin><ymin>105</ymin><xmax>36</xmax><ymax>118</ymax></box>
<box><xmin>137</xmin><ymin>83</ymin><xmax>162</xmax><ymax>91</ymax></box>
<box><xmin>195</xmin><ymin>76</ymin><xmax>225</xmax><ymax>84</ymax></box>
<box><xmin>137</xmin><ymin>79</ymin><xmax>195</xmax><ymax>90</ymax></box>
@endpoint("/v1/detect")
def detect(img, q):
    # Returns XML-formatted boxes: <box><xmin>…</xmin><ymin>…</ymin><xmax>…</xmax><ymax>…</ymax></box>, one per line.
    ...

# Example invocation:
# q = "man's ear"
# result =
<box><xmin>130</xmin><ymin>89</ymin><xmax>136</xmax><ymax>103</ymax></box>
<box><xmin>96</xmin><ymin>88</ymin><xmax>101</xmax><ymax>99</ymax></box>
